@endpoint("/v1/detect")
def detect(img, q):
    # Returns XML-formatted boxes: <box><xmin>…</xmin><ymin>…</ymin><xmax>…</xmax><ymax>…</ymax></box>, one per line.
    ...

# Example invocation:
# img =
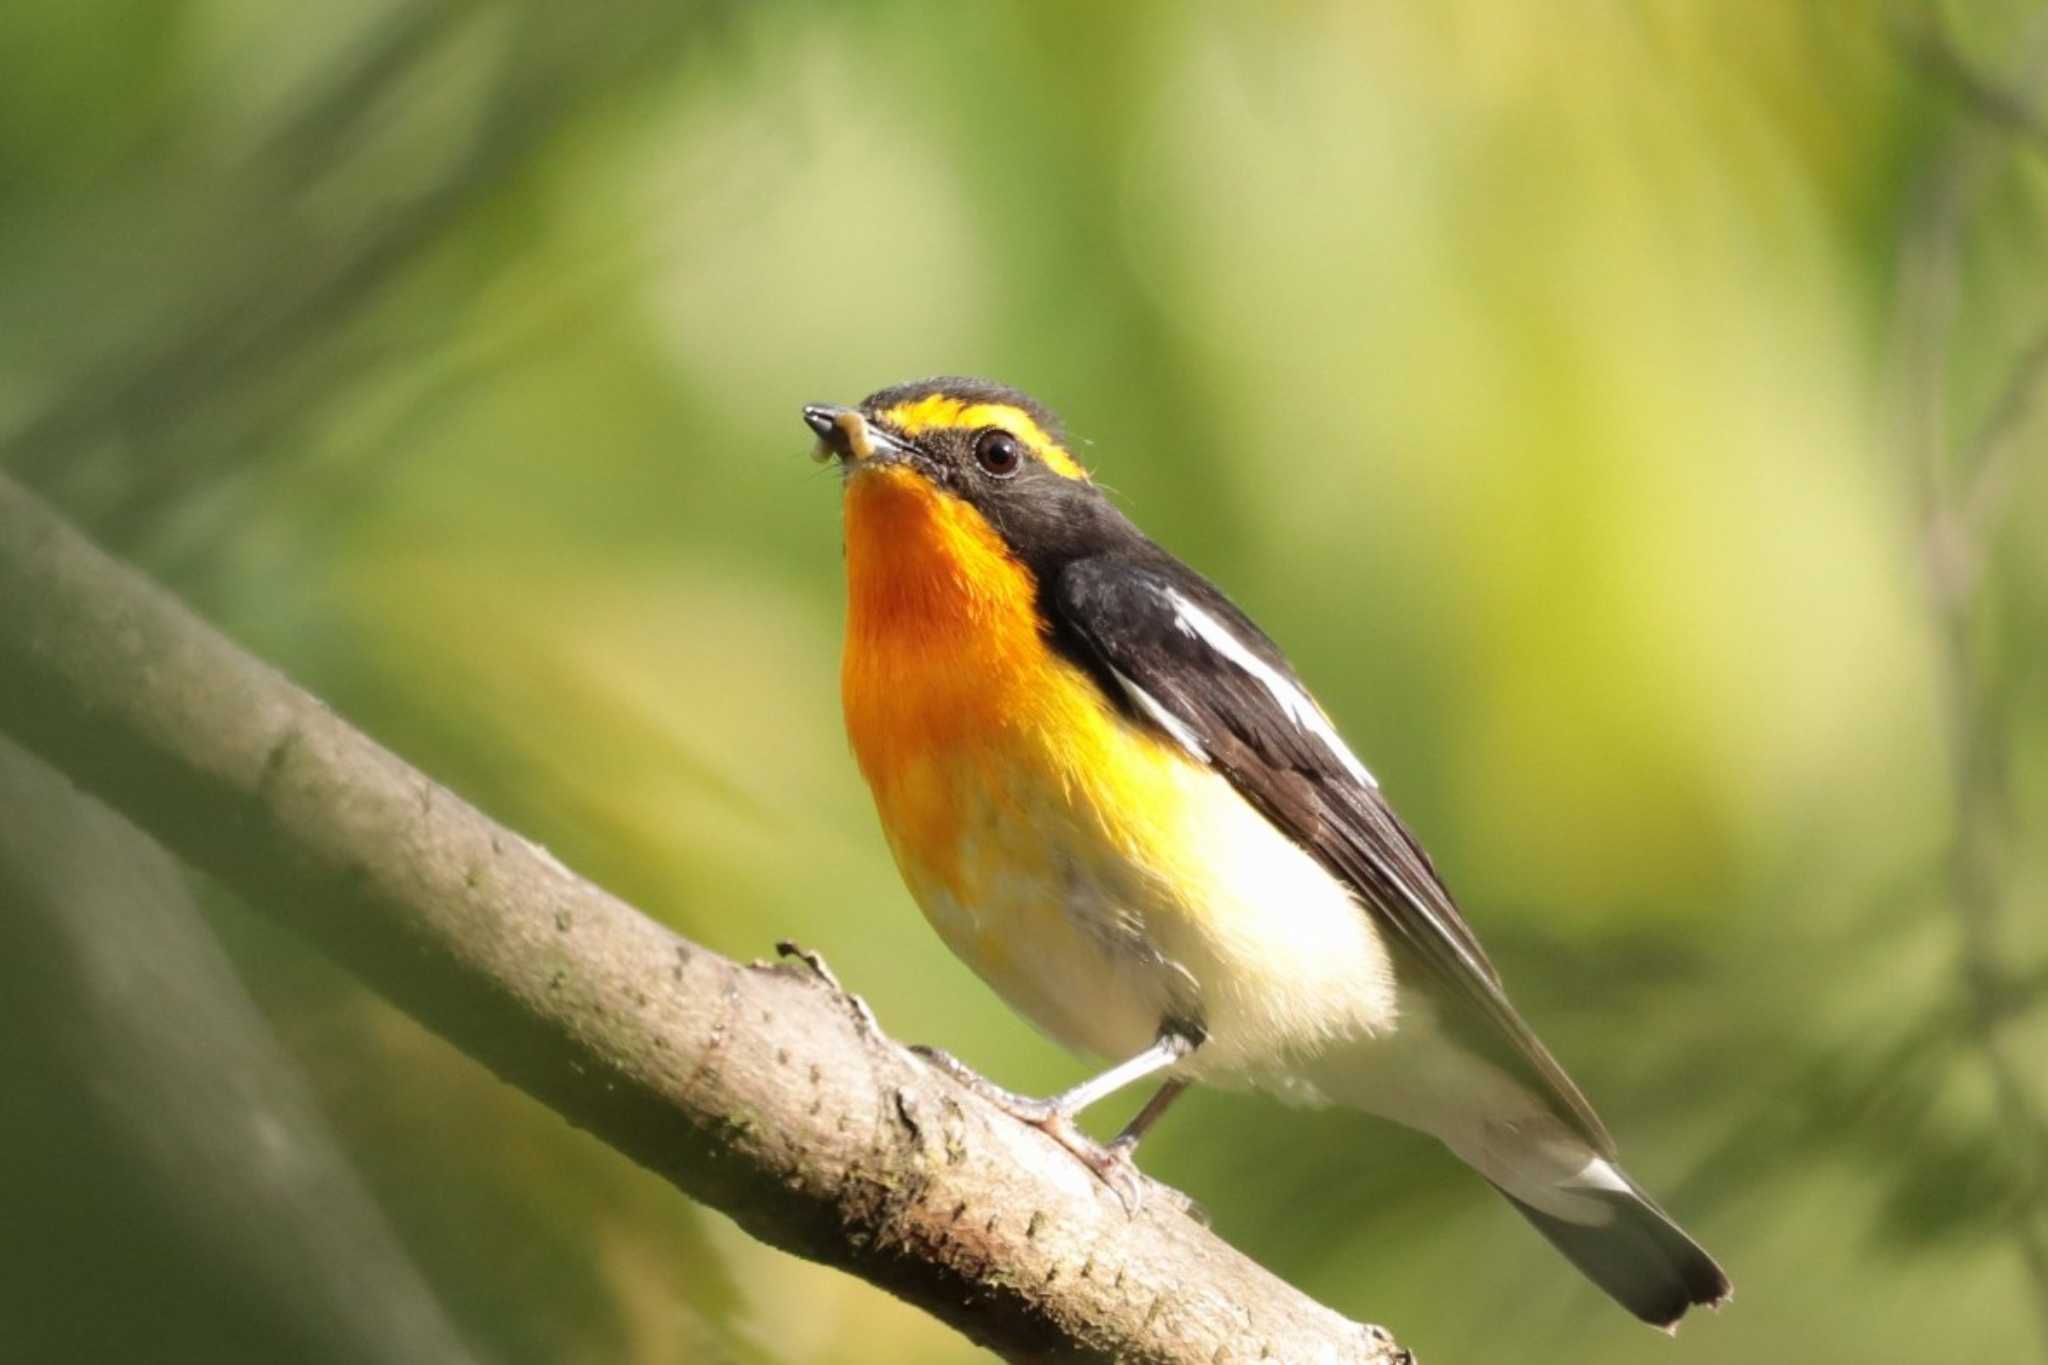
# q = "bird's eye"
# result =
<box><xmin>972</xmin><ymin>428</ymin><xmax>1023</xmax><ymax>478</ymax></box>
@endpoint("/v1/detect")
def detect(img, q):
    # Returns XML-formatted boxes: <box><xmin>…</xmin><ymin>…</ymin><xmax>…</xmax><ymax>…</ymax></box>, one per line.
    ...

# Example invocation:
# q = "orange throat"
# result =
<box><xmin>838</xmin><ymin>465</ymin><xmax>1068</xmax><ymax>894</ymax></box>
<box><xmin>840</xmin><ymin>463</ymin><xmax>1046</xmax><ymax>761</ymax></box>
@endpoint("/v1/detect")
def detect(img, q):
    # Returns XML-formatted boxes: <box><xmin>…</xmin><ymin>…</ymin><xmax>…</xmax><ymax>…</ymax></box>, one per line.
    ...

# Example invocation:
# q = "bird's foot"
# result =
<box><xmin>1044</xmin><ymin>1112</ymin><xmax>1147</xmax><ymax>1214</ymax></box>
<box><xmin>910</xmin><ymin>1045</ymin><xmax>1150</xmax><ymax>1214</ymax></box>
<box><xmin>909</xmin><ymin>1045</ymin><xmax>1057</xmax><ymax>1119</ymax></box>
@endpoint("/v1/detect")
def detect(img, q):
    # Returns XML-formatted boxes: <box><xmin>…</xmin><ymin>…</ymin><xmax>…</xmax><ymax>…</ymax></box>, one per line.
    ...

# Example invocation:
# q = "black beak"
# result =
<box><xmin>802</xmin><ymin>403</ymin><xmax>907</xmax><ymax>464</ymax></box>
<box><xmin>803</xmin><ymin>403</ymin><xmax>846</xmax><ymax>441</ymax></box>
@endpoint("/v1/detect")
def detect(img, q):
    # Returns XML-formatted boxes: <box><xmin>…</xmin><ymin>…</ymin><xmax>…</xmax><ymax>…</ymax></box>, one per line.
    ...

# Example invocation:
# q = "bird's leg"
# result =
<box><xmin>912</xmin><ymin>1030</ymin><xmax>1197</xmax><ymax>1213</ymax></box>
<box><xmin>1107</xmin><ymin>1078</ymin><xmax>1189</xmax><ymax>1158</ymax></box>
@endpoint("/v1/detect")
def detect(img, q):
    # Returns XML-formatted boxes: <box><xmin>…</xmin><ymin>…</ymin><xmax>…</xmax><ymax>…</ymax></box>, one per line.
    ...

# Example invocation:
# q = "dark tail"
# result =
<box><xmin>1493</xmin><ymin>1177</ymin><xmax>1731</xmax><ymax>1331</ymax></box>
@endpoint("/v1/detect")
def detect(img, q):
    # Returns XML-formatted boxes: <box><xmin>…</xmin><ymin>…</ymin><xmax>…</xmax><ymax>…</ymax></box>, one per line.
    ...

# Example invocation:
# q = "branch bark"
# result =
<box><xmin>0</xmin><ymin>473</ymin><xmax>1410</xmax><ymax>1365</ymax></box>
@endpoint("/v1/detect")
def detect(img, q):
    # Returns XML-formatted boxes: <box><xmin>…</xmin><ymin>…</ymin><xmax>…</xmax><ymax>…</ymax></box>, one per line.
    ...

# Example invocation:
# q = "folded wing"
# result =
<box><xmin>1051</xmin><ymin>555</ymin><xmax>1612</xmax><ymax>1155</ymax></box>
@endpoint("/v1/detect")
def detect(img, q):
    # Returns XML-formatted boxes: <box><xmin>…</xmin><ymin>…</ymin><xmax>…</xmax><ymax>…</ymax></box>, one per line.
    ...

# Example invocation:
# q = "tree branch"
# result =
<box><xmin>0</xmin><ymin>473</ymin><xmax>1410</xmax><ymax>1364</ymax></box>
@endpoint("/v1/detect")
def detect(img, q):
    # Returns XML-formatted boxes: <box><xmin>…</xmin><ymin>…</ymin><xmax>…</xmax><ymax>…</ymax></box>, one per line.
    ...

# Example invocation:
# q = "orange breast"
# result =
<box><xmin>840</xmin><ymin>464</ymin><xmax>1089</xmax><ymax>896</ymax></box>
<box><xmin>839</xmin><ymin>463</ymin><xmax>1192</xmax><ymax>1055</ymax></box>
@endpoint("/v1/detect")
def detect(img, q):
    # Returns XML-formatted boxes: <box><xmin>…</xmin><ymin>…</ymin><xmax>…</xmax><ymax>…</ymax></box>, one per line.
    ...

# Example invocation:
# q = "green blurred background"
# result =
<box><xmin>3</xmin><ymin>1</ymin><xmax>2045</xmax><ymax>1361</ymax></box>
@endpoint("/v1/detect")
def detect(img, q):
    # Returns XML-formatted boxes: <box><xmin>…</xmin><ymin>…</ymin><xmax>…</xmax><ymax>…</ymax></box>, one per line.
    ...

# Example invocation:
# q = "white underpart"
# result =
<box><xmin>1309</xmin><ymin>993</ymin><xmax>1630</xmax><ymax>1225</ymax></box>
<box><xmin>1107</xmin><ymin>663</ymin><xmax>1209</xmax><ymax>761</ymax></box>
<box><xmin>1163</xmin><ymin>590</ymin><xmax>1377</xmax><ymax>788</ymax></box>
<box><xmin>1155</xmin><ymin>590</ymin><xmax>1507</xmax><ymax>989</ymax></box>
<box><xmin>895</xmin><ymin>753</ymin><xmax>1398</xmax><ymax>1083</ymax></box>
<box><xmin>1159</xmin><ymin>593</ymin><xmax>1512</xmax><ymax>988</ymax></box>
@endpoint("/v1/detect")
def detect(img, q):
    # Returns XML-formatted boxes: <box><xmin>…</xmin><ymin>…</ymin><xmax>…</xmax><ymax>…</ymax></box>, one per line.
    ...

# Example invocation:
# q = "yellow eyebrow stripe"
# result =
<box><xmin>877</xmin><ymin>395</ymin><xmax>1089</xmax><ymax>481</ymax></box>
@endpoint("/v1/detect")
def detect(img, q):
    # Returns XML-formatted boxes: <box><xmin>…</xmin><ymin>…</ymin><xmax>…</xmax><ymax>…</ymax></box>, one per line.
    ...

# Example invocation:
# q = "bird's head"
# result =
<box><xmin>804</xmin><ymin>377</ymin><xmax>1123</xmax><ymax>578</ymax></box>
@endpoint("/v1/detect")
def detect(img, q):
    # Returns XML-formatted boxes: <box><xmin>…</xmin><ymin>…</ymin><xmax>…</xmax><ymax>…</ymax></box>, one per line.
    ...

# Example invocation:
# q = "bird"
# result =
<box><xmin>804</xmin><ymin>376</ymin><xmax>1731</xmax><ymax>1330</ymax></box>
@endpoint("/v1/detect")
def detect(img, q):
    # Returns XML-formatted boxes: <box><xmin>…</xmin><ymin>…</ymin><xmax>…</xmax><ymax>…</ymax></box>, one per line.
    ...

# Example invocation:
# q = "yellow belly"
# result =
<box><xmin>840</xmin><ymin>463</ymin><xmax>1396</xmax><ymax>1083</ymax></box>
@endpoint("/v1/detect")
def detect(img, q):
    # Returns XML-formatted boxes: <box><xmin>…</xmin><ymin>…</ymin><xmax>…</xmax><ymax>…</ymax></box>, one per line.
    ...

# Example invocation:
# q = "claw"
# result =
<box><xmin>776</xmin><ymin>941</ymin><xmax>881</xmax><ymax>1035</ymax></box>
<box><xmin>1050</xmin><ymin>1116</ymin><xmax>1144</xmax><ymax>1214</ymax></box>
<box><xmin>911</xmin><ymin>1045</ymin><xmax>1145</xmax><ymax>1211</ymax></box>
<box><xmin>909</xmin><ymin>1044</ymin><xmax>1052</xmax><ymax>1116</ymax></box>
<box><xmin>908</xmin><ymin>1040</ymin><xmax>1203</xmax><ymax>1216</ymax></box>
<box><xmin>1002</xmin><ymin>1106</ymin><xmax>1147</xmax><ymax>1215</ymax></box>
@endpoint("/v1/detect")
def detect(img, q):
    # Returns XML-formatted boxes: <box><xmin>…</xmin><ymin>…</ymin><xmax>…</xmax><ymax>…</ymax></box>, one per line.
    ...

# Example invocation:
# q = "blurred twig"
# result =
<box><xmin>0</xmin><ymin>0</ymin><xmax>467</xmax><ymax>488</ymax></box>
<box><xmin>1905</xmin><ymin>15</ymin><xmax>2048</xmax><ymax>159</ymax></box>
<box><xmin>0</xmin><ymin>738</ymin><xmax>489</xmax><ymax>1365</ymax></box>
<box><xmin>2</xmin><ymin>0</ymin><xmax>715</xmax><ymax>552</ymax></box>
<box><xmin>1962</xmin><ymin>321</ymin><xmax>2048</xmax><ymax>541</ymax></box>
<box><xmin>0</xmin><ymin>475</ymin><xmax>1412</xmax><ymax>1365</ymax></box>
<box><xmin>1896</xmin><ymin>8</ymin><xmax>2048</xmax><ymax>1348</ymax></box>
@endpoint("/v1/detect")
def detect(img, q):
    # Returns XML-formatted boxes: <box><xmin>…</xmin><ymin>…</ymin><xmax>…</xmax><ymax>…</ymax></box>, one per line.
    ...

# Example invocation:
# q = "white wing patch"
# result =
<box><xmin>1107</xmin><ymin>662</ymin><xmax>1209</xmax><ymax>762</ymax></box>
<box><xmin>1165</xmin><ymin>589</ymin><xmax>1378</xmax><ymax>788</ymax></box>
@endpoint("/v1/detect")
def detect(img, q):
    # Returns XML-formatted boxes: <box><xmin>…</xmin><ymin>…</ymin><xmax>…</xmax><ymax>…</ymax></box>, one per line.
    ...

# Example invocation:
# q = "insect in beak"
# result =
<box><xmin>803</xmin><ymin>404</ymin><xmax>911</xmax><ymax>466</ymax></box>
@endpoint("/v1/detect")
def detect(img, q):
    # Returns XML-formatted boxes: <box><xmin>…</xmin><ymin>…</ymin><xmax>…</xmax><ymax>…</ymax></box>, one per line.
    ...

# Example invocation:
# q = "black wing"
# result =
<box><xmin>1052</xmin><ymin>555</ymin><xmax>1613</xmax><ymax>1154</ymax></box>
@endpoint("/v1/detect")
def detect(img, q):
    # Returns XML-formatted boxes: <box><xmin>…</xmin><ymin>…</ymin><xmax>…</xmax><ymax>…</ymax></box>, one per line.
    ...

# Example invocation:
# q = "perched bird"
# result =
<box><xmin>806</xmin><ymin>377</ymin><xmax>1730</xmax><ymax>1330</ymax></box>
